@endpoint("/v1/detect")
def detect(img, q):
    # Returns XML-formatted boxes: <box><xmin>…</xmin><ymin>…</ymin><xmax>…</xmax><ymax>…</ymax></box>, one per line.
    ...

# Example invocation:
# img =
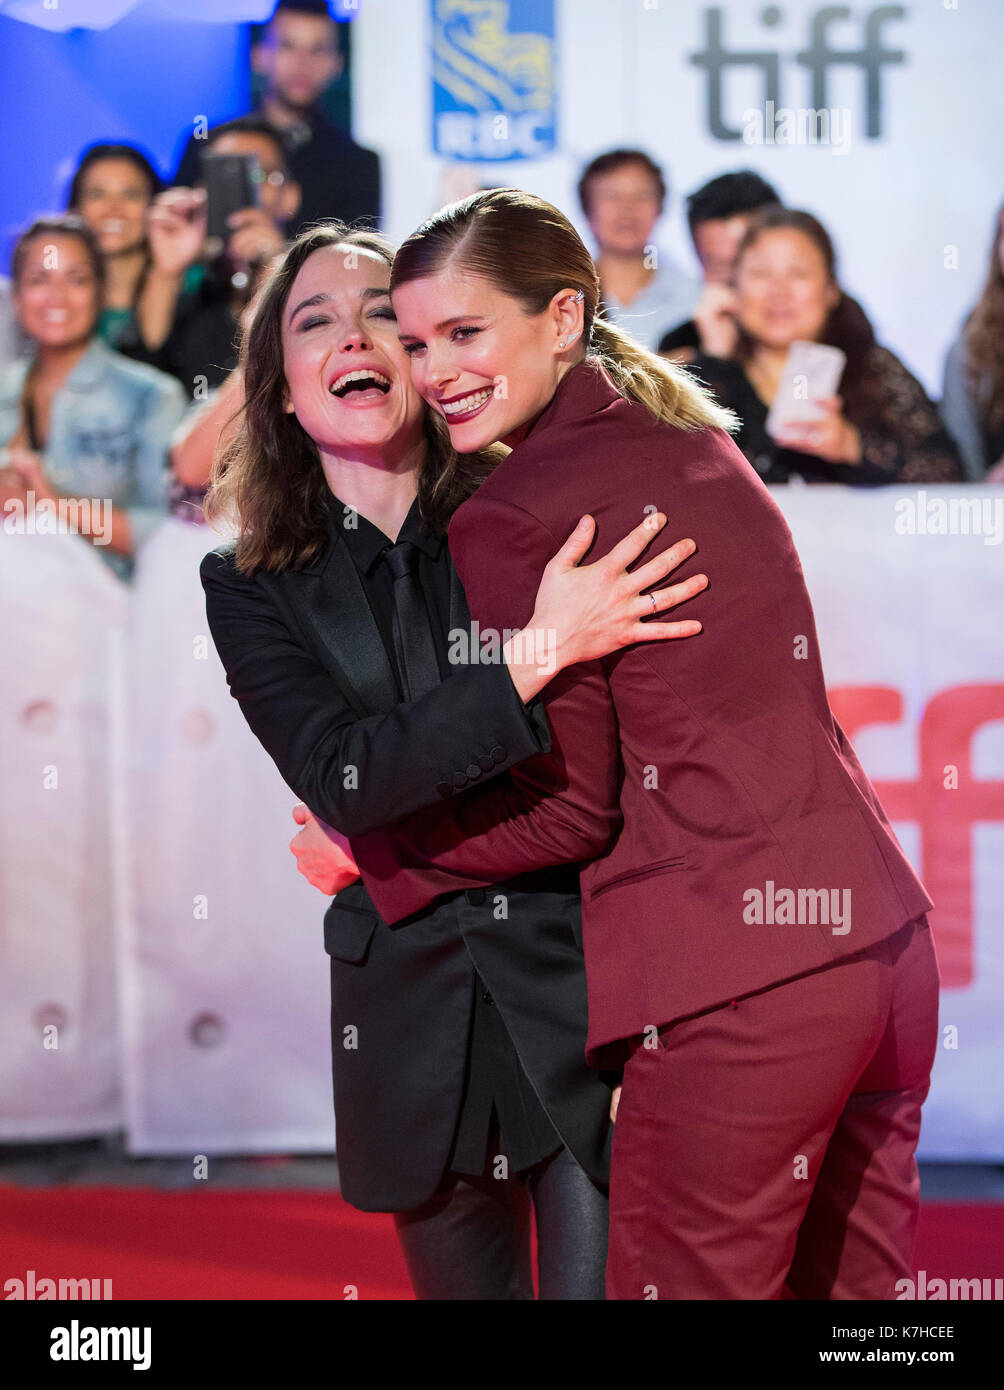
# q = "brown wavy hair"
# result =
<box><xmin>389</xmin><ymin>187</ymin><xmax>737</xmax><ymax>458</ymax></box>
<box><xmin>205</xmin><ymin>221</ymin><xmax>503</xmax><ymax>574</ymax></box>
<box><xmin>963</xmin><ymin>201</ymin><xmax>1004</xmax><ymax>435</ymax></box>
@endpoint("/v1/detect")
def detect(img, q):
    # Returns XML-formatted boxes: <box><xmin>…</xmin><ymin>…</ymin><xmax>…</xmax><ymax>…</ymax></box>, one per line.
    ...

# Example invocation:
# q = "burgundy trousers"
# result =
<box><xmin>606</xmin><ymin>916</ymin><xmax>940</xmax><ymax>1300</ymax></box>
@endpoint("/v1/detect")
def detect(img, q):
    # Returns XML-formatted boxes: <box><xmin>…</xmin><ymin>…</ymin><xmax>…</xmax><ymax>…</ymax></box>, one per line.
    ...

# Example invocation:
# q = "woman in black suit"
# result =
<box><xmin>200</xmin><ymin>223</ymin><xmax>707</xmax><ymax>1299</ymax></box>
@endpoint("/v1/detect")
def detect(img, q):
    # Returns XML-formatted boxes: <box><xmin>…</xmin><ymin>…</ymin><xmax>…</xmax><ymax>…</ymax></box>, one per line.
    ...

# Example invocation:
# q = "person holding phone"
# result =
<box><xmin>129</xmin><ymin>117</ymin><xmax>301</xmax><ymax>401</ymax></box>
<box><xmin>305</xmin><ymin>188</ymin><xmax>942</xmax><ymax>1300</ymax></box>
<box><xmin>687</xmin><ymin>206</ymin><xmax>963</xmax><ymax>485</ymax></box>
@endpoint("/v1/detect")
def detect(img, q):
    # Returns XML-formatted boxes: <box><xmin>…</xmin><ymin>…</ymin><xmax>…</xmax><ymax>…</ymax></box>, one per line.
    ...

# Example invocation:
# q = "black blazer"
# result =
<box><xmin>200</xmin><ymin>524</ymin><xmax>614</xmax><ymax>1211</ymax></box>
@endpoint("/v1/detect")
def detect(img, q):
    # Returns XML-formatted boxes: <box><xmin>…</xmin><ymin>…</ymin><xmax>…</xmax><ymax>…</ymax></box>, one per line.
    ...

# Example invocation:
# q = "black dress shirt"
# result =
<box><xmin>328</xmin><ymin>491</ymin><xmax>561</xmax><ymax>1178</ymax></box>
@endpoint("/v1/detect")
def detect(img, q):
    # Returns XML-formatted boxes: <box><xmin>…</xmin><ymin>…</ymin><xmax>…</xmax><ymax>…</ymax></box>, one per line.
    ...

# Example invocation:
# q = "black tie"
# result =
<box><xmin>381</xmin><ymin>541</ymin><xmax>443</xmax><ymax>700</ymax></box>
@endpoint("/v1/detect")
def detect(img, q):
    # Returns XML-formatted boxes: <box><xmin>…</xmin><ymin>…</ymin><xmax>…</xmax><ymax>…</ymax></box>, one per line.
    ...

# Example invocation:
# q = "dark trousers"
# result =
<box><xmin>393</xmin><ymin>1143</ymin><xmax>609</xmax><ymax>1300</ymax></box>
<box><xmin>607</xmin><ymin>915</ymin><xmax>940</xmax><ymax>1300</ymax></box>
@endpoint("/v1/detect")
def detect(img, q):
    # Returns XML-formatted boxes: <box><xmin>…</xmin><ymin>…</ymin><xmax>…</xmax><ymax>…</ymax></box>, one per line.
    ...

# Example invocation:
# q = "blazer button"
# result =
<box><xmin>477</xmin><ymin>753</ymin><xmax>495</xmax><ymax>772</ymax></box>
<box><xmin>481</xmin><ymin>990</ymin><xmax>494</xmax><ymax>1005</ymax></box>
<box><xmin>452</xmin><ymin>770</ymin><xmax>468</xmax><ymax>788</ymax></box>
<box><xmin>465</xmin><ymin>762</ymin><xmax>482</xmax><ymax>780</ymax></box>
<box><xmin>436</xmin><ymin>779</ymin><xmax>452</xmax><ymax>798</ymax></box>
<box><xmin>489</xmin><ymin>745</ymin><xmax>505</xmax><ymax>765</ymax></box>
<box><xmin>466</xmin><ymin>889</ymin><xmax>485</xmax><ymax>906</ymax></box>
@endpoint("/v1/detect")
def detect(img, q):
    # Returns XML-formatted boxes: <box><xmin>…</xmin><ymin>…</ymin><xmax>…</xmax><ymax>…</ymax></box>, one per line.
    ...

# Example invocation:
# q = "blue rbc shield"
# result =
<box><xmin>431</xmin><ymin>0</ymin><xmax>557</xmax><ymax>161</ymax></box>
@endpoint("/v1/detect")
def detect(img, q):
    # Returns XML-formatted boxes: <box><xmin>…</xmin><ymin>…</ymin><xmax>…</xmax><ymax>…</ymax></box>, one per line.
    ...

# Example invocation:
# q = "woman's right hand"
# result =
<box><xmin>145</xmin><ymin>188</ymin><xmax>208</xmax><ymax>276</ymax></box>
<box><xmin>503</xmin><ymin>513</ymin><xmax>707</xmax><ymax>703</ymax></box>
<box><xmin>694</xmin><ymin>281</ymin><xmax>740</xmax><ymax>358</ymax></box>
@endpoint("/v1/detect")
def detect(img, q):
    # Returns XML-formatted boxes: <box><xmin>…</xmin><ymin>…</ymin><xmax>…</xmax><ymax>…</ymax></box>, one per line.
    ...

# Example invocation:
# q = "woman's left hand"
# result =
<box><xmin>772</xmin><ymin>397</ymin><xmax>862</xmax><ymax>464</ymax></box>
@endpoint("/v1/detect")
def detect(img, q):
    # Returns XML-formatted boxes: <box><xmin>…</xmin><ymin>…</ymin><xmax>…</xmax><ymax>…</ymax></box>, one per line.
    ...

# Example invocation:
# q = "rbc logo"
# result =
<box><xmin>431</xmin><ymin>0</ymin><xmax>557</xmax><ymax>161</ymax></box>
<box><xmin>691</xmin><ymin>4</ymin><xmax>907</xmax><ymax>141</ymax></box>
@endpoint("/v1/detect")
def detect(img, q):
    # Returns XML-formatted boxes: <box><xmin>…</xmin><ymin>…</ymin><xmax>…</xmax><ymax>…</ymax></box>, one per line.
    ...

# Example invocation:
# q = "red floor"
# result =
<box><xmin>1</xmin><ymin>1184</ymin><xmax>1000</xmax><ymax>1300</ymax></box>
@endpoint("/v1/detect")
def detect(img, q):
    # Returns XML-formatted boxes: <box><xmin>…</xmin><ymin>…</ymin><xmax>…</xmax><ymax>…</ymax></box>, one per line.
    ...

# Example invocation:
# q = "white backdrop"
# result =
<box><xmin>2</xmin><ymin>494</ymin><xmax>1001</xmax><ymax>1158</ymax></box>
<box><xmin>354</xmin><ymin>0</ymin><xmax>1004</xmax><ymax>395</ymax></box>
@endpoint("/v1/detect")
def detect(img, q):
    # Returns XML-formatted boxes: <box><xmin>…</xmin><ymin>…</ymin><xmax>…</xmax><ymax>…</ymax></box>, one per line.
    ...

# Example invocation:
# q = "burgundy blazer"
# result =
<box><xmin>352</xmin><ymin>358</ymin><xmax>933</xmax><ymax>1061</ymax></box>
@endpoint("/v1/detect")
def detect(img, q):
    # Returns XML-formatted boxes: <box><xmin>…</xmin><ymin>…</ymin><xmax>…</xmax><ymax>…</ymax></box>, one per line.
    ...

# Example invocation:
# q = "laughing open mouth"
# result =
<box><xmin>329</xmin><ymin>369</ymin><xmax>392</xmax><ymax>397</ymax></box>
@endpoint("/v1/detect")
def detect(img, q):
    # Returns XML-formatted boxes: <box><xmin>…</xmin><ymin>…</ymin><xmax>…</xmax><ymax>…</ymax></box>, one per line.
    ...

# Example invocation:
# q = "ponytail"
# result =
<box><xmin>589</xmin><ymin>318</ymin><xmax>738</xmax><ymax>433</ymax></box>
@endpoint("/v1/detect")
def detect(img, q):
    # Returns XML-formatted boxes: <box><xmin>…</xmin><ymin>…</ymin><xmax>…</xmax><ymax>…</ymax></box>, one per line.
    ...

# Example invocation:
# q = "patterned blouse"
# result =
<box><xmin>689</xmin><ymin>346</ymin><xmax>965</xmax><ymax>486</ymax></box>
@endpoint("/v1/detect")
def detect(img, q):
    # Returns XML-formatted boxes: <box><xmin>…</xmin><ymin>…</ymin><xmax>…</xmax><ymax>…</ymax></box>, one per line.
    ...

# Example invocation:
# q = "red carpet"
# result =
<box><xmin>0</xmin><ymin>1184</ymin><xmax>999</xmax><ymax>1300</ymax></box>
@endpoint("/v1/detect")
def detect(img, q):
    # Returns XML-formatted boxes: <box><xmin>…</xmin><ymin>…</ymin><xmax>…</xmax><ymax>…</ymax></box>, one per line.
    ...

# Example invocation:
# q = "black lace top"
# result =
<box><xmin>689</xmin><ymin>347</ymin><xmax>965</xmax><ymax>485</ymax></box>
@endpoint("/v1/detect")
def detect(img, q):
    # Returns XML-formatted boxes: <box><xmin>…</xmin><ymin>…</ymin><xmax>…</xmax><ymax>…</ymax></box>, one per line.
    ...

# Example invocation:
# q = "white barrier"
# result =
<box><xmin>2</xmin><ymin>492</ymin><xmax>1001</xmax><ymax>1157</ymax></box>
<box><xmin>0</xmin><ymin>530</ymin><xmax>125</xmax><ymax>1139</ymax></box>
<box><xmin>119</xmin><ymin>520</ymin><xmax>333</xmax><ymax>1154</ymax></box>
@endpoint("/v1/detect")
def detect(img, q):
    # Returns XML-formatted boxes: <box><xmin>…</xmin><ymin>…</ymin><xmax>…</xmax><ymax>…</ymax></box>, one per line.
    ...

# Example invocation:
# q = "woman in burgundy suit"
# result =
<box><xmin>336</xmin><ymin>189</ymin><xmax>942</xmax><ymax>1301</ymax></box>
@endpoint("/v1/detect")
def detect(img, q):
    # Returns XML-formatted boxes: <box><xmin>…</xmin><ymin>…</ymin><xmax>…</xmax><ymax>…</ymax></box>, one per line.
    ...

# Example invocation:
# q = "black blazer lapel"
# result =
<box><xmin>275</xmin><ymin>534</ymin><xmax>399</xmax><ymax>718</ymax></box>
<box><xmin>447</xmin><ymin>551</ymin><xmax>472</xmax><ymax>637</ymax></box>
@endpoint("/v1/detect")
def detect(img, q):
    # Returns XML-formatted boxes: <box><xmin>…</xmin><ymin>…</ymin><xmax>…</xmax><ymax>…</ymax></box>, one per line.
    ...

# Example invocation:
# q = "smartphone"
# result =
<box><xmin>201</xmin><ymin>152</ymin><xmax>260</xmax><ymax>242</ymax></box>
<box><xmin>765</xmin><ymin>341</ymin><xmax>847</xmax><ymax>438</ymax></box>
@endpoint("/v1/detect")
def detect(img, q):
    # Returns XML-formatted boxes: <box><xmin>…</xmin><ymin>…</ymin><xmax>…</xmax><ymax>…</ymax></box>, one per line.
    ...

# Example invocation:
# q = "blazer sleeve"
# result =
<box><xmin>199</xmin><ymin>544</ymin><xmax>554</xmax><ymax>836</ymax></box>
<box><xmin>351</xmin><ymin>497</ymin><xmax>623</xmax><ymax>923</ymax></box>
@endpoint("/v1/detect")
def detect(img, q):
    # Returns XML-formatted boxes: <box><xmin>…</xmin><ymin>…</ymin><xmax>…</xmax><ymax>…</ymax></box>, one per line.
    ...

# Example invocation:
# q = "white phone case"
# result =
<box><xmin>765</xmin><ymin>341</ymin><xmax>847</xmax><ymax>437</ymax></box>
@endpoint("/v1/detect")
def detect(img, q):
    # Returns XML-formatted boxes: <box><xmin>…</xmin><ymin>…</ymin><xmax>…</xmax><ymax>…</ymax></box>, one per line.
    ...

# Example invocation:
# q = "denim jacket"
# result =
<box><xmin>0</xmin><ymin>337</ymin><xmax>187</xmax><ymax>579</ymax></box>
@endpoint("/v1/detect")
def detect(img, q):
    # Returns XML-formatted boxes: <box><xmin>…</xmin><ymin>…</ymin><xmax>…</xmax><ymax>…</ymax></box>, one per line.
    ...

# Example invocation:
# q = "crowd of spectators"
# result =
<box><xmin>2</xmin><ymin>0</ymin><xmax>1001</xmax><ymax>586</ymax></box>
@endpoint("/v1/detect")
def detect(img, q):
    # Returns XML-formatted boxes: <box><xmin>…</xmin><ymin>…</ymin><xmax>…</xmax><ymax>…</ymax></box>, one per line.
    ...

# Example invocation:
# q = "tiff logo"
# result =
<box><xmin>829</xmin><ymin>682</ymin><xmax>1004</xmax><ymax>989</ymax></box>
<box><xmin>691</xmin><ymin>5</ymin><xmax>906</xmax><ymax>141</ymax></box>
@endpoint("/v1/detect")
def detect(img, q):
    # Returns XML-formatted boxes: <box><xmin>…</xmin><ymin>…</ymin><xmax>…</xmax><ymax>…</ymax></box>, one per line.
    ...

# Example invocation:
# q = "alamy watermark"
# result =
<box><xmin>742</xmin><ymin>101</ymin><xmax>851</xmax><ymax>155</ymax></box>
<box><xmin>4</xmin><ymin>1268</ymin><xmax>112</xmax><ymax>1299</ymax></box>
<box><xmin>894</xmin><ymin>490</ymin><xmax>1004</xmax><ymax>545</ymax></box>
<box><xmin>895</xmin><ymin>1270</ymin><xmax>1002</xmax><ymax>1300</ymax></box>
<box><xmin>448</xmin><ymin>622</ymin><xmax>557</xmax><ymax>676</ymax></box>
<box><xmin>2</xmin><ymin>491</ymin><xmax>113</xmax><ymax>546</ymax></box>
<box><xmin>743</xmin><ymin>880</ymin><xmax>851</xmax><ymax>935</ymax></box>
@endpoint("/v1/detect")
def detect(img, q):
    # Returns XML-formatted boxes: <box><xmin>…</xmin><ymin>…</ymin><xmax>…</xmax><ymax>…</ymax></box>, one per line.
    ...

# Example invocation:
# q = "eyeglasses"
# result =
<box><xmin>250</xmin><ymin>168</ymin><xmax>287</xmax><ymax>188</ymax></box>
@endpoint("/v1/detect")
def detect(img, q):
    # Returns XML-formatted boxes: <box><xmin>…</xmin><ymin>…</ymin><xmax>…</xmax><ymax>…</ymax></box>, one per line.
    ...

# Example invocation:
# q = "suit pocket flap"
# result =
<box><xmin>587</xmin><ymin>854</ymin><xmax>690</xmax><ymax>900</ymax></box>
<box><xmin>323</xmin><ymin>899</ymin><xmax>379</xmax><ymax>963</ymax></box>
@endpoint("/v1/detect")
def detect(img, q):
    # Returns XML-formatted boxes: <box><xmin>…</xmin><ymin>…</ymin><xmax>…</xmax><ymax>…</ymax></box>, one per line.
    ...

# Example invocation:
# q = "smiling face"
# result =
<box><xmin>392</xmin><ymin>264</ymin><xmax>584</xmax><ymax>452</ymax></box>
<box><xmin>75</xmin><ymin>158</ymin><xmax>153</xmax><ymax>257</ymax></box>
<box><xmin>280</xmin><ymin>243</ymin><xmax>426</xmax><ymax>461</ymax></box>
<box><xmin>733</xmin><ymin>228</ymin><xmax>839</xmax><ymax>350</ymax></box>
<box><xmin>13</xmin><ymin>233</ymin><xmax>100</xmax><ymax>350</ymax></box>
